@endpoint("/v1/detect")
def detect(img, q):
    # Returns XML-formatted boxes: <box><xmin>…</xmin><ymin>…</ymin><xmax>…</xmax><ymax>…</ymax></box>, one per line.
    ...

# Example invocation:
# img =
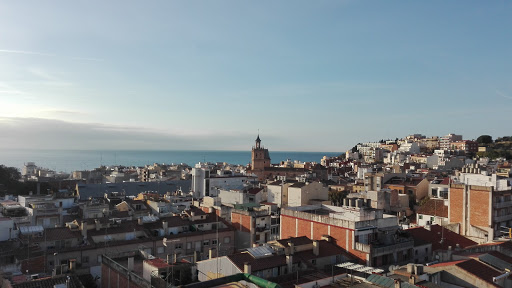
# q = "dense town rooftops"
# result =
<box><xmin>406</xmin><ymin>225</ymin><xmax>477</xmax><ymax>251</ymax></box>
<box><xmin>455</xmin><ymin>259</ymin><xmax>503</xmax><ymax>287</ymax></box>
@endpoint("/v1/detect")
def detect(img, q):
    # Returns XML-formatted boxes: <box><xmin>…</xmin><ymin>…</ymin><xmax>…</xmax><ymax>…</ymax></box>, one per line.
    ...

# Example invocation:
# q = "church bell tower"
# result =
<box><xmin>251</xmin><ymin>134</ymin><xmax>271</xmax><ymax>172</ymax></box>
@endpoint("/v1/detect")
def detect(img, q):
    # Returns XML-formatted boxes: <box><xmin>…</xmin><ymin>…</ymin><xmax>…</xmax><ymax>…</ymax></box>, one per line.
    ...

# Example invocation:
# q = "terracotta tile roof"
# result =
<box><xmin>260</xmin><ymin>202</ymin><xmax>277</xmax><ymax>205</ymax></box>
<box><xmin>12</xmin><ymin>274</ymin><xmax>84</xmax><ymax>288</ymax></box>
<box><xmin>88</xmin><ymin>220</ymin><xmax>146</xmax><ymax>237</ymax></box>
<box><xmin>407</xmin><ymin>225</ymin><xmax>477</xmax><ymax>251</ymax></box>
<box><xmin>276</xmin><ymin>236</ymin><xmax>312</xmax><ymax>247</ymax></box>
<box><xmin>289</xmin><ymin>182</ymin><xmax>307</xmax><ymax>188</ymax></box>
<box><xmin>145</xmin><ymin>258</ymin><xmax>172</xmax><ymax>269</ymax></box>
<box><xmin>294</xmin><ymin>241</ymin><xmax>351</xmax><ymax>261</ymax></box>
<box><xmin>487</xmin><ymin>251</ymin><xmax>512</xmax><ymax>264</ymax></box>
<box><xmin>416</xmin><ymin>199</ymin><xmax>448</xmax><ymax>218</ymax></box>
<box><xmin>228</xmin><ymin>241</ymin><xmax>348</xmax><ymax>272</ymax></box>
<box><xmin>427</xmin><ymin>260</ymin><xmax>467</xmax><ymax>268</ymax></box>
<box><xmin>31</xmin><ymin>227</ymin><xmax>82</xmax><ymax>242</ymax></box>
<box><xmin>440</xmin><ymin>178</ymin><xmax>450</xmax><ymax>185</ymax></box>
<box><xmin>247</xmin><ymin>187</ymin><xmax>263</xmax><ymax>195</ymax></box>
<box><xmin>232</xmin><ymin>253</ymin><xmax>290</xmax><ymax>271</ymax></box>
<box><xmin>455</xmin><ymin>259</ymin><xmax>502</xmax><ymax>287</ymax></box>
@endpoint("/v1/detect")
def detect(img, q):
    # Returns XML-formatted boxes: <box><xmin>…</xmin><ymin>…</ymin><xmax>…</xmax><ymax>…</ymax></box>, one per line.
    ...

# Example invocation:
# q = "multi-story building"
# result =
<box><xmin>449</xmin><ymin>184</ymin><xmax>512</xmax><ymax>243</ymax></box>
<box><xmin>280</xmin><ymin>203</ymin><xmax>414</xmax><ymax>267</ymax></box>
<box><xmin>450</xmin><ymin>140</ymin><xmax>478</xmax><ymax>153</ymax></box>
<box><xmin>191</xmin><ymin>165</ymin><xmax>254</xmax><ymax>198</ymax></box>
<box><xmin>266</xmin><ymin>180</ymin><xmax>297</xmax><ymax>207</ymax></box>
<box><xmin>196</xmin><ymin>236</ymin><xmax>350</xmax><ymax>281</ymax></box>
<box><xmin>287</xmin><ymin>181</ymin><xmax>328</xmax><ymax>207</ymax></box>
<box><xmin>231</xmin><ymin>205</ymin><xmax>271</xmax><ymax>247</ymax></box>
<box><xmin>429</xmin><ymin>178</ymin><xmax>450</xmax><ymax>199</ymax></box>
<box><xmin>439</xmin><ymin>134</ymin><xmax>462</xmax><ymax>150</ymax></box>
<box><xmin>398</xmin><ymin>142</ymin><xmax>420</xmax><ymax>154</ymax></box>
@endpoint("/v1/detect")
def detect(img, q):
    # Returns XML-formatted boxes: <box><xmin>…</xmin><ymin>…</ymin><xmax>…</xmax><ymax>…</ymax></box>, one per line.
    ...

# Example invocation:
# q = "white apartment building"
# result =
<box><xmin>439</xmin><ymin>134</ymin><xmax>462</xmax><ymax>150</ymax></box>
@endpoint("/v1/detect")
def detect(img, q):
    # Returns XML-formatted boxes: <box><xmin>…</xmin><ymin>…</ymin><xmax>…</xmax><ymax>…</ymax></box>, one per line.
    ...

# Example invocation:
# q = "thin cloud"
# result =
<box><xmin>0</xmin><ymin>117</ymin><xmax>255</xmax><ymax>151</ymax></box>
<box><xmin>496</xmin><ymin>90</ymin><xmax>512</xmax><ymax>100</ymax></box>
<box><xmin>0</xmin><ymin>49</ymin><xmax>103</xmax><ymax>62</ymax></box>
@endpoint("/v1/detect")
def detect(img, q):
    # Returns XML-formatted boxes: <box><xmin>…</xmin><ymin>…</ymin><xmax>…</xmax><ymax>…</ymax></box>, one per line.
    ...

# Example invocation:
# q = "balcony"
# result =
<box><xmin>493</xmin><ymin>201</ymin><xmax>512</xmax><ymax>209</ymax></box>
<box><xmin>494</xmin><ymin>214</ymin><xmax>512</xmax><ymax>223</ymax></box>
<box><xmin>371</xmin><ymin>240</ymin><xmax>414</xmax><ymax>257</ymax></box>
<box><xmin>255</xmin><ymin>225</ymin><xmax>270</xmax><ymax>233</ymax></box>
<box><xmin>355</xmin><ymin>239</ymin><xmax>414</xmax><ymax>257</ymax></box>
<box><xmin>355</xmin><ymin>242</ymin><xmax>371</xmax><ymax>253</ymax></box>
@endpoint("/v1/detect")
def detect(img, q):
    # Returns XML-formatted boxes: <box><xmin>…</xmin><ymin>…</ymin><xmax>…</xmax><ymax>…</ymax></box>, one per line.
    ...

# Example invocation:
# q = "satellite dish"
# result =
<box><xmin>163</xmin><ymin>237</ymin><xmax>167</xmax><ymax>247</ymax></box>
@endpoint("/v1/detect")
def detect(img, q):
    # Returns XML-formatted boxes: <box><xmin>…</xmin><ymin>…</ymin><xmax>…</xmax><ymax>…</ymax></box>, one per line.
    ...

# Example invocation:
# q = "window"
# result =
<box><xmin>82</xmin><ymin>256</ymin><xmax>89</xmax><ymax>264</ymax></box>
<box><xmin>415</xmin><ymin>250</ymin><xmax>418</xmax><ymax>255</ymax></box>
<box><xmin>157</xmin><ymin>247</ymin><xmax>164</xmax><ymax>254</ymax></box>
<box><xmin>186</xmin><ymin>242</ymin><xmax>192</xmax><ymax>250</ymax></box>
<box><xmin>97</xmin><ymin>255</ymin><xmax>102</xmax><ymax>263</ymax></box>
<box><xmin>224</xmin><ymin>236</ymin><xmax>231</xmax><ymax>244</ymax></box>
<box><xmin>197</xmin><ymin>224</ymin><xmax>204</xmax><ymax>228</ymax></box>
<box><xmin>212</xmin><ymin>239</ymin><xmax>218</xmax><ymax>246</ymax></box>
<box><xmin>430</xmin><ymin>217</ymin><xmax>434</xmax><ymax>221</ymax></box>
<box><xmin>175</xmin><ymin>243</ymin><xmax>182</xmax><ymax>250</ymax></box>
<box><xmin>203</xmin><ymin>240</ymin><xmax>209</xmax><ymax>246</ymax></box>
<box><xmin>311</xmin><ymin>259</ymin><xmax>316</xmax><ymax>265</ymax></box>
<box><xmin>419</xmin><ymin>215</ymin><xmax>423</xmax><ymax>220</ymax></box>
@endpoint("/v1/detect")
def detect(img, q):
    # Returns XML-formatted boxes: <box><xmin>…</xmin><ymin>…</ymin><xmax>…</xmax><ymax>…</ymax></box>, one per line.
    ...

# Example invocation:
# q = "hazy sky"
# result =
<box><xmin>1</xmin><ymin>1</ymin><xmax>511</xmax><ymax>152</ymax></box>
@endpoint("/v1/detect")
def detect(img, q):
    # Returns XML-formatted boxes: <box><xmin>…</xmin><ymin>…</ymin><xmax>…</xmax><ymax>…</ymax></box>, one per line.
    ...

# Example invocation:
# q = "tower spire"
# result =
<box><xmin>255</xmin><ymin>131</ymin><xmax>261</xmax><ymax>148</ymax></box>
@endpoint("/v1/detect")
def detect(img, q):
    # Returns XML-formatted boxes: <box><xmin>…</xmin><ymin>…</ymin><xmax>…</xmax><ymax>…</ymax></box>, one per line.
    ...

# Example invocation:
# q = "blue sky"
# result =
<box><xmin>0</xmin><ymin>1</ymin><xmax>511</xmax><ymax>152</ymax></box>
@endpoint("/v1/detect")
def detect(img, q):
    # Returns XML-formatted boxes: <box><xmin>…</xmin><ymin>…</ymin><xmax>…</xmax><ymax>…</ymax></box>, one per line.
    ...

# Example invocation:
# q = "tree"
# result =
<box><xmin>329</xmin><ymin>189</ymin><xmax>348</xmax><ymax>206</ymax></box>
<box><xmin>476</xmin><ymin>135</ymin><xmax>493</xmax><ymax>144</ymax></box>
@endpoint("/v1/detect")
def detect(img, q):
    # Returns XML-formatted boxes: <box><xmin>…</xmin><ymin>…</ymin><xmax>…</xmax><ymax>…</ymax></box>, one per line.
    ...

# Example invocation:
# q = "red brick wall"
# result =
<box><xmin>450</xmin><ymin>185</ymin><xmax>464</xmax><ymax>225</ymax></box>
<box><xmin>297</xmin><ymin>219</ymin><xmax>311</xmax><ymax>238</ymax></box>
<box><xmin>281</xmin><ymin>215</ymin><xmax>368</xmax><ymax>263</ymax></box>
<box><xmin>312</xmin><ymin>222</ymin><xmax>329</xmax><ymax>239</ymax></box>
<box><xmin>469</xmin><ymin>188</ymin><xmax>490</xmax><ymax>227</ymax></box>
<box><xmin>102</xmin><ymin>265</ymin><xmax>144</xmax><ymax>288</ymax></box>
<box><xmin>231</xmin><ymin>212</ymin><xmax>252</xmax><ymax>232</ymax></box>
<box><xmin>281</xmin><ymin>215</ymin><xmax>297</xmax><ymax>238</ymax></box>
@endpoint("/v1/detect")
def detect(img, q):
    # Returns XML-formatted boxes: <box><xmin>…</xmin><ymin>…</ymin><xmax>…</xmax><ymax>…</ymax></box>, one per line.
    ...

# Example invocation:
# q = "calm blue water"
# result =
<box><xmin>0</xmin><ymin>149</ymin><xmax>341</xmax><ymax>173</ymax></box>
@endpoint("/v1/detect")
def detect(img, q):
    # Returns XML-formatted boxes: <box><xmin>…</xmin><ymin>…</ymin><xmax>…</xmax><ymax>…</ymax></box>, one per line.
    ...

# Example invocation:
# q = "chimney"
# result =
<box><xmin>313</xmin><ymin>240</ymin><xmax>320</xmax><ymax>256</ymax></box>
<box><xmin>193</xmin><ymin>251</ymin><xmax>200</xmax><ymax>263</ymax></box>
<box><xmin>288</xmin><ymin>241</ymin><xmax>295</xmax><ymax>255</ymax></box>
<box><xmin>321</xmin><ymin>235</ymin><xmax>331</xmax><ymax>242</ymax></box>
<box><xmin>244</xmin><ymin>262</ymin><xmax>251</xmax><ymax>274</ymax></box>
<box><xmin>407</xmin><ymin>263</ymin><xmax>414</xmax><ymax>274</ymax></box>
<box><xmin>81</xmin><ymin>221</ymin><xmax>87</xmax><ymax>239</ymax></box>
<box><xmin>127</xmin><ymin>257</ymin><xmax>134</xmax><ymax>272</ymax></box>
<box><xmin>95</xmin><ymin>219</ymin><xmax>100</xmax><ymax>231</ymax></box>
<box><xmin>208</xmin><ymin>207</ymin><xmax>214</xmax><ymax>213</ymax></box>
<box><xmin>162</xmin><ymin>221</ymin><xmax>168</xmax><ymax>235</ymax></box>
<box><xmin>394</xmin><ymin>279</ymin><xmax>401</xmax><ymax>288</ymax></box>
<box><xmin>414</xmin><ymin>264</ymin><xmax>423</xmax><ymax>276</ymax></box>
<box><xmin>209</xmin><ymin>248</ymin><xmax>217</xmax><ymax>259</ymax></box>
<box><xmin>286</xmin><ymin>255</ymin><xmax>293</xmax><ymax>273</ymax></box>
<box><xmin>408</xmin><ymin>275</ymin><xmax>416</xmax><ymax>285</ymax></box>
<box><xmin>69</xmin><ymin>259</ymin><xmax>76</xmax><ymax>271</ymax></box>
<box><xmin>425</xmin><ymin>223</ymin><xmax>431</xmax><ymax>231</ymax></box>
<box><xmin>138</xmin><ymin>217</ymin><xmax>143</xmax><ymax>225</ymax></box>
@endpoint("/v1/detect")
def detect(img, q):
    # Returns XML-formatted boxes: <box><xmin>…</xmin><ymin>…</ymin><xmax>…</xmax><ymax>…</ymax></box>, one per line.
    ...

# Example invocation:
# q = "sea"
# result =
<box><xmin>0</xmin><ymin>149</ymin><xmax>341</xmax><ymax>173</ymax></box>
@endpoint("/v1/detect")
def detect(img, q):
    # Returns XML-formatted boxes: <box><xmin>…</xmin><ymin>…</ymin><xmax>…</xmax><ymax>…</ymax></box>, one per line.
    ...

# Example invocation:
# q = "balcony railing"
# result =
<box><xmin>355</xmin><ymin>242</ymin><xmax>371</xmax><ymax>253</ymax></box>
<box><xmin>493</xmin><ymin>201</ymin><xmax>512</xmax><ymax>209</ymax></box>
<box><xmin>354</xmin><ymin>239</ymin><xmax>414</xmax><ymax>257</ymax></box>
<box><xmin>494</xmin><ymin>214</ymin><xmax>512</xmax><ymax>223</ymax></box>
